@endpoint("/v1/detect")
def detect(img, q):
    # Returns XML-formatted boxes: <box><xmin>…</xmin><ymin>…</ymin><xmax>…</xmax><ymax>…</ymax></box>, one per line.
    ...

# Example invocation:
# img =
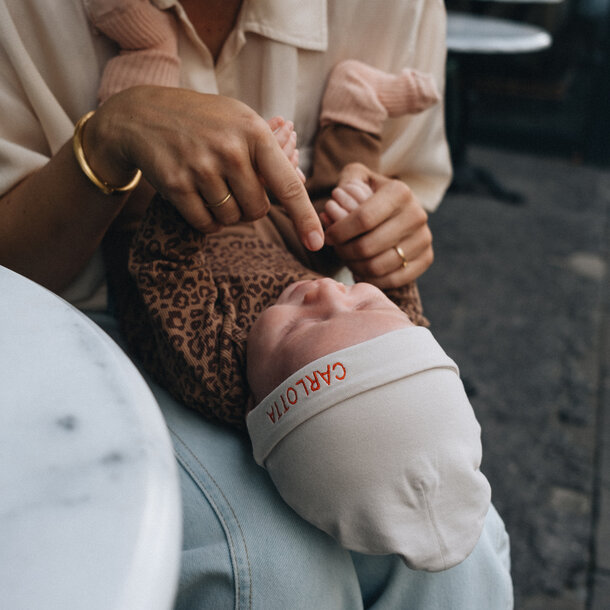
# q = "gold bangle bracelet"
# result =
<box><xmin>73</xmin><ymin>110</ymin><xmax>142</xmax><ymax>195</ymax></box>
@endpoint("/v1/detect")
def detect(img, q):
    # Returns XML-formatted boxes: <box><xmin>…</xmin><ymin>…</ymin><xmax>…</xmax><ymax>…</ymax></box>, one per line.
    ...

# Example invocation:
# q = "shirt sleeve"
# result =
<box><xmin>325</xmin><ymin>0</ymin><xmax>452</xmax><ymax>211</ymax></box>
<box><xmin>0</xmin><ymin>0</ymin><xmax>101</xmax><ymax>196</ymax></box>
<box><xmin>377</xmin><ymin>0</ymin><xmax>452</xmax><ymax>211</ymax></box>
<box><xmin>0</xmin><ymin>6</ymin><xmax>52</xmax><ymax>196</ymax></box>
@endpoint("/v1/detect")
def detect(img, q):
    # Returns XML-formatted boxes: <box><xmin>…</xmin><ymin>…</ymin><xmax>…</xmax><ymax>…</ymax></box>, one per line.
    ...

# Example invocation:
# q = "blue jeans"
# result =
<box><xmin>92</xmin><ymin>312</ymin><xmax>513</xmax><ymax>609</ymax></box>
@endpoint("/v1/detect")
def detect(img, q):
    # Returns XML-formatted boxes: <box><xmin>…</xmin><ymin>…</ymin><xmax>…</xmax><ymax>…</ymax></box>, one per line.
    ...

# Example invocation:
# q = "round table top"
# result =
<box><xmin>447</xmin><ymin>11</ymin><xmax>553</xmax><ymax>53</ymax></box>
<box><xmin>0</xmin><ymin>266</ymin><xmax>181</xmax><ymax>610</ymax></box>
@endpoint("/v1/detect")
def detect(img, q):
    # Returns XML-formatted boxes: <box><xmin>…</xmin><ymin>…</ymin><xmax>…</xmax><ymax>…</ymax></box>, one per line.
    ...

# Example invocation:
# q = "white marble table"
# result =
<box><xmin>447</xmin><ymin>11</ymin><xmax>552</xmax><ymax>53</ymax></box>
<box><xmin>0</xmin><ymin>266</ymin><xmax>181</xmax><ymax>609</ymax></box>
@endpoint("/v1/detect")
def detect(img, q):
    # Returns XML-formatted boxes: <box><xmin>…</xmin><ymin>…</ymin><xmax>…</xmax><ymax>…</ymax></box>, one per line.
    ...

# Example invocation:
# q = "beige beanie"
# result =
<box><xmin>247</xmin><ymin>327</ymin><xmax>491</xmax><ymax>572</ymax></box>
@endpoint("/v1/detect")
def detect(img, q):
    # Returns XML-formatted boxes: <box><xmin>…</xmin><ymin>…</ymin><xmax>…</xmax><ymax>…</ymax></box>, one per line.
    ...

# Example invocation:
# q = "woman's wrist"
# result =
<box><xmin>81</xmin><ymin>103</ymin><xmax>141</xmax><ymax>194</ymax></box>
<box><xmin>74</xmin><ymin>111</ymin><xmax>141</xmax><ymax>195</ymax></box>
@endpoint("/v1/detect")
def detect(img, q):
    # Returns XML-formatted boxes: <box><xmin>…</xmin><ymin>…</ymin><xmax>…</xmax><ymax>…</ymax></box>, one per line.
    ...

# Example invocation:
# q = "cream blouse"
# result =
<box><xmin>0</xmin><ymin>0</ymin><xmax>451</xmax><ymax>308</ymax></box>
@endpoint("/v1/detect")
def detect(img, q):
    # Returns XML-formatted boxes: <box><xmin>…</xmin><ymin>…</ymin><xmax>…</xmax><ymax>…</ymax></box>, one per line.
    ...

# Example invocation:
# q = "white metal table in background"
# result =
<box><xmin>446</xmin><ymin>10</ymin><xmax>552</xmax><ymax>202</ymax></box>
<box><xmin>447</xmin><ymin>12</ymin><xmax>552</xmax><ymax>53</ymax></box>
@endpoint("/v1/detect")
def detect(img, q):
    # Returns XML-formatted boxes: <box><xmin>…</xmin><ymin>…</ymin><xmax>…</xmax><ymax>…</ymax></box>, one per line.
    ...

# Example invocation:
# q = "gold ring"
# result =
<box><xmin>393</xmin><ymin>245</ymin><xmax>408</xmax><ymax>269</ymax></box>
<box><xmin>205</xmin><ymin>191</ymin><xmax>233</xmax><ymax>209</ymax></box>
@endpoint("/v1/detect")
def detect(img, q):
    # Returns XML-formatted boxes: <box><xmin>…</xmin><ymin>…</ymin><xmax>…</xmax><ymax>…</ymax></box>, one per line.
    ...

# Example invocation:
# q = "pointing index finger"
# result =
<box><xmin>254</xmin><ymin>132</ymin><xmax>324</xmax><ymax>251</ymax></box>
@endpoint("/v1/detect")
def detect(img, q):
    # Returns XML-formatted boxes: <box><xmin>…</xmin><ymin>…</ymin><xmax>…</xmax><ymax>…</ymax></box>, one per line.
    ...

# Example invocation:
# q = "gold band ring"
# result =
<box><xmin>205</xmin><ymin>191</ymin><xmax>233</xmax><ymax>209</ymax></box>
<box><xmin>393</xmin><ymin>245</ymin><xmax>409</xmax><ymax>269</ymax></box>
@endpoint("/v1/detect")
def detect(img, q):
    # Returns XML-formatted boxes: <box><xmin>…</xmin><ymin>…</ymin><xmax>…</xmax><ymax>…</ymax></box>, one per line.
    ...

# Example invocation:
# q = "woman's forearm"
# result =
<box><xmin>0</xmin><ymin>138</ymin><xmax>129</xmax><ymax>293</ymax></box>
<box><xmin>0</xmin><ymin>86</ymin><xmax>323</xmax><ymax>294</ymax></box>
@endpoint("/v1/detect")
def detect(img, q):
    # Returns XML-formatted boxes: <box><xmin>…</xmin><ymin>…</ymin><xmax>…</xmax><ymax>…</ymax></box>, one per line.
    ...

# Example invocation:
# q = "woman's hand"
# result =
<box><xmin>85</xmin><ymin>86</ymin><xmax>323</xmax><ymax>250</ymax></box>
<box><xmin>322</xmin><ymin>163</ymin><xmax>433</xmax><ymax>288</ymax></box>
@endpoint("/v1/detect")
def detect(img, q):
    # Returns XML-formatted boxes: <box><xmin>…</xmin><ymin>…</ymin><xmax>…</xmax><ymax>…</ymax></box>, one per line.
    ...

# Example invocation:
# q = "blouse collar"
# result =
<box><xmin>152</xmin><ymin>0</ymin><xmax>328</xmax><ymax>51</ymax></box>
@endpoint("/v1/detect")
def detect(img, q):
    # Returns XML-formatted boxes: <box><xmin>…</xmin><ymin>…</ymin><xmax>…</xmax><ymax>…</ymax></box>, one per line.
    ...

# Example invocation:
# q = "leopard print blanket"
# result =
<box><xmin>110</xmin><ymin>195</ymin><xmax>427</xmax><ymax>429</ymax></box>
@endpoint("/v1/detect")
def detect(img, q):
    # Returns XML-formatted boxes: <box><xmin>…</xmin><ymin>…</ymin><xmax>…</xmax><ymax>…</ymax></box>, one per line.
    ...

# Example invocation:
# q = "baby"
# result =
<box><xmin>91</xmin><ymin>0</ymin><xmax>491</xmax><ymax>572</ymax></box>
<box><xmin>246</xmin><ymin>277</ymin><xmax>489</xmax><ymax>572</ymax></box>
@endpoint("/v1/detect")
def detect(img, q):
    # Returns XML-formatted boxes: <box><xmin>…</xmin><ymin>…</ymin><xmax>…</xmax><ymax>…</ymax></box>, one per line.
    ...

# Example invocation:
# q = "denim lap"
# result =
<box><xmin>89</xmin><ymin>312</ymin><xmax>513</xmax><ymax>609</ymax></box>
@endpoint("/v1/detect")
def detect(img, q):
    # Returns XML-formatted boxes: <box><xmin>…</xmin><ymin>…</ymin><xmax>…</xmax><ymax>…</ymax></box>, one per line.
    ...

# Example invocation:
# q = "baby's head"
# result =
<box><xmin>247</xmin><ymin>278</ymin><xmax>413</xmax><ymax>403</ymax></box>
<box><xmin>246</xmin><ymin>279</ymin><xmax>491</xmax><ymax>572</ymax></box>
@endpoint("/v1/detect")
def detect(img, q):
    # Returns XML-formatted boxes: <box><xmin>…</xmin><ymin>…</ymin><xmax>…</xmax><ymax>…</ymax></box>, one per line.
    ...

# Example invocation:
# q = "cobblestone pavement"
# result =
<box><xmin>417</xmin><ymin>145</ymin><xmax>609</xmax><ymax>609</ymax></box>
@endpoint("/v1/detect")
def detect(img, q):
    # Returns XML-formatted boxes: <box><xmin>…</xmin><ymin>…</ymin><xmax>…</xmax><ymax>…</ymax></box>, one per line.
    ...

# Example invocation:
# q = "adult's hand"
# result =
<box><xmin>323</xmin><ymin>163</ymin><xmax>433</xmax><ymax>288</ymax></box>
<box><xmin>85</xmin><ymin>86</ymin><xmax>324</xmax><ymax>250</ymax></box>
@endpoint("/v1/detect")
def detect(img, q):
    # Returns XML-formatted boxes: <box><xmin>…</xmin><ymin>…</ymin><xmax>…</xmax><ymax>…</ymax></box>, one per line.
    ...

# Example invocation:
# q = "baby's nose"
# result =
<box><xmin>303</xmin><ymin>278</ymin><xmax>349</xmax><ymax>306</ymax></box>
<box><xmin>317</xmin><ymin>278</ymin><xmax>347</xmax><ymax>292</ymax></box>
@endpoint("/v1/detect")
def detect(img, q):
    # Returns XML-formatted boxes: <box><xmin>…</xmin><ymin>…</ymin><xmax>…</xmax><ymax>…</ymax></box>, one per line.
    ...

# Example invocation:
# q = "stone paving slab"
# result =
<box><xmin>418</xmin><ymin>145</ymin><xmax>609</xmax><ymax>608</ymax></box>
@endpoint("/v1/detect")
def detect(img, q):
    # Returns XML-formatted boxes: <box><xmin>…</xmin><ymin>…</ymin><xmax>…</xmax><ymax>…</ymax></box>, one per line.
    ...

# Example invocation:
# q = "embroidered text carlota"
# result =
<box><xmin>266</xmin><ymin>362</ymin><xmax>347</xmax><ymax>424</ymax></box>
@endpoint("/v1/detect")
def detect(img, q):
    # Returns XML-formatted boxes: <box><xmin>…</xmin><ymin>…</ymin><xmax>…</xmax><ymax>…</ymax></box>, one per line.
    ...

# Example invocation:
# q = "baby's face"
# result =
<box><xmin>247</xmin><ymin>278</ymin><xmax>413</xmax><ymax>402</ymax></box>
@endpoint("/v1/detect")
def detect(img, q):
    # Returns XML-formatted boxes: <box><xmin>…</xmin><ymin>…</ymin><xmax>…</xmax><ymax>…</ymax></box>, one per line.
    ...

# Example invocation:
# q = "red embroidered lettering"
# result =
<box><xmin>280</xmin><ymin>394</ymin><xmax>289</xmax><ymax>413</ymax></box>
<box><xmin>306</xmin><ymin>375</ymin><xmax>321</xmax><ymax>391</ymax></box>
<box><xmin>287</xmin><ymin>387</ymin><xmax>298</xmax><ymax>405</ymax></box>
<box><xmin>317</xmin><ymin>364</ymin><xmax>331</xmax><ymax>386</ymax></box>
<box><xmin>296</xmin><ymin>379</ymin><xmax>309</xmax><ymax>396</ymax></box>
<box><xmin>274</xmin><ymin>400</ymin><xmax>287</xmax><ymax>421</ymax></box>
<box><xmin>333</xmin><ymin>362</ymin><xmax>346</xmax><ymax>380</ymax></box>
<box><xmin>263</xmin><ymin>361</ymin><xmax>350</xmax><ymax>425</ymax></box>
<box><xmin>266</xmin><ymin>406</ymin><xmax>277</xmax><ymax>424</ymax></box>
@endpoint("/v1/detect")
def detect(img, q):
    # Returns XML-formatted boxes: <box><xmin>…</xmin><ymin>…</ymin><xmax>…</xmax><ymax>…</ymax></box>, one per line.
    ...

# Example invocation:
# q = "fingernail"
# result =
<box><xmin>306</xmin><ymin>230</ymin><xmax>324</xmax><ymax>251</ymax></box>
<box><xmin>296</xmin><ymin>167</ymin><xmax>306</xmax><ymax>182</ymax></box>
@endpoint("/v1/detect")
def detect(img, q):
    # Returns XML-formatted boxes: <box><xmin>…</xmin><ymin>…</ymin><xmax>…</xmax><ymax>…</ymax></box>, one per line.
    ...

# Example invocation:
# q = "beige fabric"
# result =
<box><xmin>0</xmin><ymin>0</ymin><xmax>451</xmax><ymax>308</ymax></box>
<box><xmin>247</xmin><ymin>327</ymin><xmax>491</xmax><ymax>571</ymax></box>
<box><xmin>85</xmin><ymin>0</ymin><xmax>181</xmax><ymax>103</ymax></box>
<box><xmin>319</xmin><ymin>60</ymin><xmax>440</xmax><ymax>135</ymax></box>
